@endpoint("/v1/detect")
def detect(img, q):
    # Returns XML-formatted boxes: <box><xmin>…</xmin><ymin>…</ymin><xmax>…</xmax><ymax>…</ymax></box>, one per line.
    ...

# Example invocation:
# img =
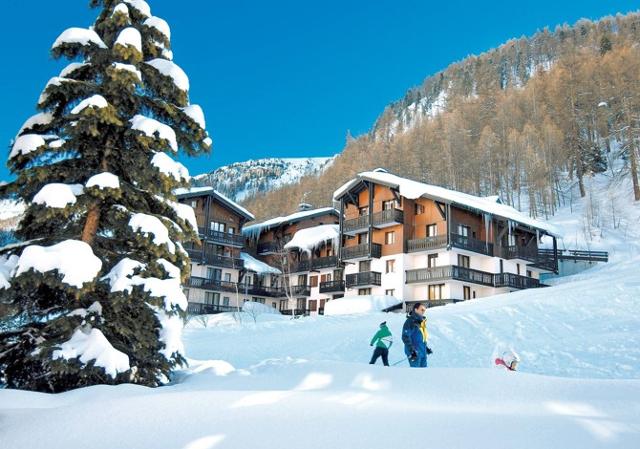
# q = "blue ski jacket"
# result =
<box><xmin>402</xmin><ymin>312</ymin><xmax>428</xmax><ymax>357</ymax></box>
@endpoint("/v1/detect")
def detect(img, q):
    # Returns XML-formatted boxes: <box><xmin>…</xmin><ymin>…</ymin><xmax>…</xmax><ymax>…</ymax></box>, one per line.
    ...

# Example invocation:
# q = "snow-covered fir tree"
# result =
<box><xmin>0</xmin><ymin>0</ymin><xmax>211</xmax><ymax>392</ymax></box>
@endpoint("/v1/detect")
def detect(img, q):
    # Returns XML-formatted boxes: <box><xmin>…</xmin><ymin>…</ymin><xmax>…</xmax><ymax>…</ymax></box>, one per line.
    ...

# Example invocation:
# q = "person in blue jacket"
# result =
<box><xmin>402</xmin><ymin>302</ymin><xmax>433</xmax><ymax>368</ymax></box>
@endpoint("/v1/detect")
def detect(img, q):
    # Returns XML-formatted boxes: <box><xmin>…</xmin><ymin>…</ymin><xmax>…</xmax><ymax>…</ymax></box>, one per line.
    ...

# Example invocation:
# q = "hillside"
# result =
<box><xmin>193</xmin><ymin>156</ymin><xmax>335</xmax><ymax>202</ymax></box>
<box><xmin>242</xmin><ymin>12</ymin><xmax>640</xmax><ymax>220</ymax></box>
<box><xmin>2</xmin><ymin>172</ymin><xmax>639</xmax><ymax>449</ymax></box>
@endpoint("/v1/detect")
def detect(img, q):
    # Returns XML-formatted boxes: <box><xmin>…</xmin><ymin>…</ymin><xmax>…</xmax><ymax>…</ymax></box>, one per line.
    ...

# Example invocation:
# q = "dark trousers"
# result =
<box><xmin>369</xmin><ymin>347</ymin><xmax>389</xmax><ymax>366</ymax></box>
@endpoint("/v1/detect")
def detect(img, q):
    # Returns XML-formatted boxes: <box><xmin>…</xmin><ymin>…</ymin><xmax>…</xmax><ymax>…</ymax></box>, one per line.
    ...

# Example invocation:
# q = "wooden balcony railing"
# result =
<box><xmin>289</xmin><ymin>285</ymin><xmax>311</xmax><ymax>296</ymax></box>
<box><xmin>494</xmin><ymin>272</ymin><xmax>541</xmax><ymax>289</ymax></box>
<box><xmin>341</xmin><ymin>243</ymin><xmax>382</xmax><ymax>261</ymax></box>
<box><xmin>499</xmin><ymin>245</ymin><xmax>538</xmax><ymax>261</ymax></box>
<box><xmin>345</xmin><ymin>271</ymin><xmax>382</xmax><ymax>288</ymax></box>
<box><xmin>197</xmin><ymin>228</ymin><xmax>245</xmax><ymax>247</ymax></box>
<box><xmin>406</xmin><ymin>265</ymin><xmax>493</xmax><ymax>287</ymax></box>
<box><xmin>450</xmin><ymin>233</ymin><xmax>494</xmax><ymax>256</ymax></box>
<box><xmin>185</xmin><ymin>249</ymin><xmax>244</xmax><ymax>269</ymax></box>
<box><xmin>319</xmin><ymin>280</ymin><xmax>345</xmax><ymax>293</ymax></box>
<box><xmin>187</xmin><ymin>302</ymin><xmax>238</xmax><ymax>315</ymax></box>
<box><xmin>373</xmin><ymin>208</ymin><xmax>404</xmax><ymax>227</ymax></box>
<box><xmin>406</xmin><ymin>235</ymin><xmax>448</xmax><ymax>253</ymax></box>
<box><xmin>343</xmin><ymin>215</ymin><xmax>370</xmax><ymax>234</ymax></box>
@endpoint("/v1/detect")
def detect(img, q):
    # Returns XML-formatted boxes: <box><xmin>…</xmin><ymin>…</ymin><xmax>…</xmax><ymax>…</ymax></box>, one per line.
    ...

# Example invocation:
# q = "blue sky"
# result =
<box><xmin>1</xmin><ymin>0</ymin><xmax>638</xmax><ymax>180</ymax></box>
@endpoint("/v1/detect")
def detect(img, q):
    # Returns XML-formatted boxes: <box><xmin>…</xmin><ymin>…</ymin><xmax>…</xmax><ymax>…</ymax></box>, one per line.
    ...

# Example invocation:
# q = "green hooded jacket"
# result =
<box><xmin>370</xmin><ymin>324</ymin><xmax>393</xmax><ymax>349</ymax></box>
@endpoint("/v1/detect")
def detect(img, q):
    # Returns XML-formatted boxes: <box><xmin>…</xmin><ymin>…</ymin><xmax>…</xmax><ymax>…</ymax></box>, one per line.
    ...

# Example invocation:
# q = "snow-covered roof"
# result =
<box><xmin>284</xmin><ymin>224</ymin><xmax>339</xmax><ymax>254</ymax></box>
<box><xmin>175</xmin><ymin>187</ymin><xmax>255</xmax><ymax>222</ymax></box>
<box><xmin>242</xmin><ymin>207</ymin><xmax>338</xmax><ymax>239</ymax></box>
<box><xmin>334</xmin><ymin>170</ymin><xmax>562</xmax><ymax>237</ymax></box>
<box><xmin>240</xmin><ymin>252</ymin><xmax>281</xmax><ymax>275</ymax></box>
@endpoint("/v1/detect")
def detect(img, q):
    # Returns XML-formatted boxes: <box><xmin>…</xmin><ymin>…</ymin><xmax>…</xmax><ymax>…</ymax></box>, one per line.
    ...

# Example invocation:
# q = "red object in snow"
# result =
<box><xmin>495</xmin><ymin>357</ymin><xmax>516</xmax><ymax>371</ymax></box>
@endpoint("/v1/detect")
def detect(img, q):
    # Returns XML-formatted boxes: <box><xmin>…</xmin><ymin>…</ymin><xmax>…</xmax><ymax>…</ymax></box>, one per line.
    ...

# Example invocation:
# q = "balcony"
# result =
<box><xmin>197</xmin><ymin>228</ymin><xmax>245</xmax><ymax>248</ymax></box>
<box><xmin>450</xmin><ymin>233</ymin><xmax>494</xmax><ymax>256</ymax></box>
<box><xmin>291</xmin><ymin>255</ymin><xmax>339</xmax><ymax>273</ymax></box>
<box><xmin>188</xmin><ymin>276</ymin><xmax>238</xmax><ymax>293</ymax></box>
<box><xmin>341</xmin><ymin>243</ymin><xmax>382</xmax><ymax>261</ymax></box>
<box><xmin>289</xmin><ymin>285</ymin><xmax>311</xmax><ymax>296</ymax></box>
<box><xmin>187</xmin><ymin>302</ymin><xmax>238</xmax><ymax>315</ymax></box>
<box><xmin>500</xmin><ymin>245</ymin><xmax>538</xmax><ymax>262</ymax></box>
<box><xmin>406</xmin><ymin>235</ymin><xmax>448</xmax><ymax>253</ymax></box>
<box><xmin>319</xmin><ymin>280</ymin><xmax>346</xmax><ymax>293</ymax></box>
<box><xmin>346</xmin><ymin>271</ymin><xmax>382</xmax><ymax>288</ymax></box>
<box><xmin>257</xmin><ymin>241</ymin><xmax>280</xmax><ymax>255</ymax></box>
<box><xmin>406</xmin><ymin>265</ymin><xmax>494</xmax><ymax>287</ymax></box>
<box><xmin>494</xmin><ymin>272</ymin><xmax>541</xmax><ymax>289</ymax></box>
<box><xmin>185</xmin><ymin>249</ymin><xmax>244</xmax><ymax>269</ymax></box>
<box><xmin>343</xmin><ymin>209</ymin><xmax>404</xmax><ymax>235</ymax></box>
<box><xmin>238</xmin><ymin>283</ymin><xmax>284</xmax><ymax>298</ymax></box>
<box><xmin>289</xmin><ymin>259</ymin><xmax>310</xmax><ymax>273</ymax></box>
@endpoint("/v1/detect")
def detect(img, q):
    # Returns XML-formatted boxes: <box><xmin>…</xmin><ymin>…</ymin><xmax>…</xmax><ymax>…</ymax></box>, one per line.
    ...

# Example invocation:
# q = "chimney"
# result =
<box><xmin>297</xmin><ymin>202</ymin><xmax>313</xmax><ymax>212</ymax></box>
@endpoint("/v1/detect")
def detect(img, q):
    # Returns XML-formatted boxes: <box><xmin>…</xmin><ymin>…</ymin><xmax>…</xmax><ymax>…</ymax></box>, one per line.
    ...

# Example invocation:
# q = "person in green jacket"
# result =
<box><xmin>369</xmin><ymin>321</ymin><xmax>393</xmax><ymax>366</ymax></box>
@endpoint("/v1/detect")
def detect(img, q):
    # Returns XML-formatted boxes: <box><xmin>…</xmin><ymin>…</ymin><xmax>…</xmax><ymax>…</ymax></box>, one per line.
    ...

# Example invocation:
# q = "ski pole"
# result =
<box><xmin>391</xmin><ymin>357</ymin><xmax>409</xmax><ymax>366</ymax></box>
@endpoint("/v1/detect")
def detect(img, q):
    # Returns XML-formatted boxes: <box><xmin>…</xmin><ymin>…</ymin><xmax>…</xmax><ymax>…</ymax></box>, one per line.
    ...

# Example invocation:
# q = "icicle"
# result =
<box><xmin>484</xmin><ymin>213</ymin><xmax>491</xmax><ymax>252</ymax></box>
<box><xmin>536</xmin><ymin>229</ymin><xmax>540</xmax><ymax>247</ymax></box>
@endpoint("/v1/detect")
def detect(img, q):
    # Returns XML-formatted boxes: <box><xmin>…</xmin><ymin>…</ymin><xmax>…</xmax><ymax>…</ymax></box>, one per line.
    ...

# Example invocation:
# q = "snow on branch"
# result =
<box><xmin>52</xmin><ymin>327</ymin><xmax>130</xmax><ymax>378</ymax></box>
<box><xmin>70</xmin><ymin>95</ymin><xmax>109</xmax><ymax>115</ymax></box>
<box><xmin>128</xmin><ymin>213</ymin><xmax>176</xmax><ymax>254</ymax></box>
<box><xmin>52</xmin><ymin>28</ymin><xmax>107</xmax><ymax>50</ymax></box>
<box><xmin>123</xmin><ymin>0</ymin><xmax>151</xmax><ymax>17</ymax></box>
<box><xmin>145</xmin><ymin>58</ymin><xmax>189</xmax><ymax>91</ymax></box>
<box><xmin>14</xmin><ymin>240</ymin><xmax>102</xmax><ymax>288</ymax></box>
<box><xmin>130</xmin><ymin>114</ymin><xmax>178</xmax><ymax>152</ymax></box>
<box><xmin>181</xmin><ymin>104</ymin><xmax>206</xmax><ymax>129</ymax></box>
<box><xmin>33</xmin><ymin>183</ymin><xmax>84</xmax><ymax>208</ymax></box>
<box><xmin>151</xmin><ymin>152</ymin><xmax>189</xmax><ymax>181</ymax></box>
<box><xmin>144</xmin><ymin>16</ymin><xmax>171</xmax><ymax>40</ymax></box>
<box><xmin>86</xmin><ymin>172</ymin><xmax>120</xmax><ymax>190</ymax></box>
<box><xmin>115</xmin><ymin>27</ymin><xmax>142</xmax><ymax>53</ymax></box>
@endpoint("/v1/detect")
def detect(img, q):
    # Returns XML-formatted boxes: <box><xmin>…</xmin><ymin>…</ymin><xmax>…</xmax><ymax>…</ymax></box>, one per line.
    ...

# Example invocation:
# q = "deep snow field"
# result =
<box><xmin>1</xmin><ymin>173</ymin><xmax>640</xmax><ymax>449</ymax></box>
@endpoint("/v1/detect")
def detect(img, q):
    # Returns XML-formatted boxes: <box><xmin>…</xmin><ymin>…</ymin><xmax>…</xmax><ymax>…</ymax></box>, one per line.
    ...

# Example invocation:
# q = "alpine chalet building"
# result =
<box><xmin>243</xmin><ymin>205</ymin><xmax>342</xmax><ymax>314</ymax></box>
<box><xmin>333</xmin><ymin>169</ymin><xmax>561</xmax><ymax>306</ymax></box>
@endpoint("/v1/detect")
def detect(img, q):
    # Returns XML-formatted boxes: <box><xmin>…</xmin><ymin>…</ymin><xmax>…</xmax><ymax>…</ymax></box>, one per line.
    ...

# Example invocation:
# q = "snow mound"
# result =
<box><xmin>0</xmin><ymin>254</ymin><xmax>19</xmax><ymax>289</ymax></box>
<box><xmin>114</xmin><ymin>27</ymin><xmax>142</xmax><ymax>53</ymax></box>
<box><xmin>145</xmin><ymin>58</ymin><xmax>189</xmax><ymax>91</ymax></box>
<box><xmin>70</xmin><ymin>95</ymin><xmax>109</xmax><ymax>114</ymax></box>
<box><xmin>15</xmin><ymin>240</ymin><xmax>102</xmax><ymax>288</ymax></box>
<box><xmin>86</xmin><ymin>172</ymin><xmax>120</xmax><ymax>190</ymax></box>
<box><xmin>151</xmin><ymin>152</ymin><xmax>189</xmax><ymax>181</ymax></box>
<box><xmin>112</xmin><ymin>3</ymin><xmax>129</xmax><ymax>16</ymax></box>
<box><xmin>33</xmin><ymin>183</ymin><xmax>83</xmax><ymax>208</ymax></box>
<box><xmin>243</xmin><ymin>301</ymin><xmax>282</xmax><ymax>315</ymax></box>
<box><xmin>128</xmin><ymin>213</ymin><xmax>176</xmax><ymax>253</ymax></box>
<box><xmin>52</xmin><ymin>327</ymin><xmax>130</xmax><ymax>378</ymax></box>
<box><xmin>144</xmin><ymin>16</ymin><xmax>171</xmax><ymax>39</ymax></box>
<box><xmin>284</xmin><ymin>224</ymin><xmax>339</xmax><ymax>254</ymax></box>
<box><xmin>240</xmin><ymin>252</ymin><xmax>281</xmax><ymax>274</ymax></box>
<box><xmin>324</xmin><ymin>295</ymin><xmax>401</xmax><ymax>316</ymax></box>
<box><xmin>130</xmin><ymin>114</ymin><xmax>178</xmax><ymax>152</ymax></box>
<box><xmin>182</xmin><ymin>104</ymin><xmax>206</xmax><ymax>129</ymax></box>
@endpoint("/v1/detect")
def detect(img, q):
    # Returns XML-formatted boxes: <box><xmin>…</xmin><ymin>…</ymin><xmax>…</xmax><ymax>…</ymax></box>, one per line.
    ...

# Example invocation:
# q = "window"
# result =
<box><xmin>205</xmin><ymin>292</ymin><xmax>220</xmax><ymax>305</ymax></box>
<box><xmin>517</xmin><ymin>263</ymin><xmax>521</xmax><ymax>275</ymax></box>
<box><xmin>309</xmin><ymin>300</ymin><xmax>318</xmax><ymax>312</ymax></box>
<box><xmin>210</xmin><ymin>221</ymin><xmax>225</xmax><ymax>232</ymax></box>
<box><xmin>428</xmin><ymin>284</ymin><xmax>444</xmax><ymax>300</ymax></box>
<box><xmin>458</xmin><ymin>255</ymin><xmax>470</xmax><ymax>268</ymax></box>
<box><xmin>359</xmin><ymin>260</ymin><xmax>371</xmax><ymax>272</ymax></box>
<box><xmin>385</xmin><ymin>231</ymin><xmax>396</xmax><ymax>245</ymax></box>
<box><xmin>320</xmin><ymin>273</ymin><xmax>332</xmax><ymax>283</ymax></box>
<box><xmin>310</xmin><ymin>276</ymin><xmax>318</xmax><ymax>288</ymax></box>
<box><xmin>383</xmin><ymin>199</ymin><xmax>400</xmax><ymax>210</ymax></box>
<box><xmin>228</xmin><ymin>226</ymin><xmax>235</xmax><ymax>235</ymax></box>
<box><xmin>222</xmin><ymin>297</ymin><xmax>230</xmax><ymax>306</ymax></box>
<box><xmin>415</xmin><ymin>203</ymin><xmax>425</xmax><ymax>215</ymax></box>
<box><xmin>508</xmin><ymin>233</ymin><xmax>516</xmax><ymax>246</ymax></box>
<box><xmin>326</xmin><ymin>247</ymin><xmax>334</xmax><ymax>256</ymax></box>
<box><xmin>385</xmin><ymin>259</ymin><xmax>396</xmax><ymax>273</ymax></box>
<box><xmin>279</xmin><ymin>299</ymin><xmax>287</xmax><ymax>311</ymax></box>
<box><xmin>427</xmin><ymin>224</ymin><xmax>438</xmax><ymax>237</ymax></box>
<box><xmin>191</xmin><ymin>200</ymin><xmax>197</xmax><ymax>208</ymax></box>
<box><xmin>358</xmin><ymin>232</ymin><xmax>369</xmax><ymax>244</ymax></box>
<box><xmin>252</xmin><ymin>297</ymin><xmax>265</xmax><ymax>304</ymax></box>
<box><xmin>526</xmin><ymin>270</ymin><xmax>532</xmax><ymax>278</ymax></box>
<box><xmin>457</xmin><ymin>224</ymin><xmax>470</xmax><ymax>237</ymax></box>
<box><xmin>224</xmin><ymin>272</ymin><xmax>231</xmax><ymax>282</ymax></box>
<box><xmin>272</xmin><ymin>302</ymin><xmax>277</xmax><ymax>308</ymax></box>
<box><xmin>499</xmin><ymin>259</ymin><xmax>504</xmax><ymax>273</ymax></box>
<box><xmin>385</xmin><ymin>289</ymin><xmax>395</xmax><ymax>297</ymax></box>
<box><xmin>428</xmin><ymin>254</ymin><xmax>438</xmax><ymax>268</ymax></box>
<box><xmin>297</xmin><ymin>274</ymin><xmax>307</xmax><ymax>285</ymax></box>
<box><xmin>333</xmin><ymin>268</ymin><xmax>344</xmax><ymax>280</ymax></box>
<box><xmin>359</xmin><ymin>206</ymin><xmax>369</xmax><ymax>216</ymax></box>
<box><xmin>358</xmin><ymin>288</ymin><xmax>372</xmax><ymax>296</ymax></box>
<box><xmin>463</xmin><ymin>286</ymin><xmax>471</xmax><ymax>300</ymax></box>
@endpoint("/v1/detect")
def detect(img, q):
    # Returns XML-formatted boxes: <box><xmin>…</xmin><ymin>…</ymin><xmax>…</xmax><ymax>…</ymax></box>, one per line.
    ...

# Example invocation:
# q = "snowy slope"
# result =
<box><xmin>192</xmin><ymin>156</ymin><xmax>335</xmax><ymax>201</ymax></box>
<box><xmin>1</xmin><ymin>172</ymin><xmax>639</xmax><ymax>449</ymax></box>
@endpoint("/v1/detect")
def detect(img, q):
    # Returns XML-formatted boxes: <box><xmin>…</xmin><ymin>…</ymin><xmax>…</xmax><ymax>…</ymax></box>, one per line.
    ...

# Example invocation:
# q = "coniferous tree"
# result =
<box><xmin>0</xmin><ymin>0</ymin><xmax>210</xmax><ymax>392</ymax></box>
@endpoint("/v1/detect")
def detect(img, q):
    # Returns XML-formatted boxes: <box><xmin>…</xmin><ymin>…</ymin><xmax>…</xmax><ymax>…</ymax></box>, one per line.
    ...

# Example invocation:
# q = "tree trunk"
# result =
<box><xmin>81</xmin><ymin>204</ymin><xmax>101</xmax><ymax>245</ymax></box>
